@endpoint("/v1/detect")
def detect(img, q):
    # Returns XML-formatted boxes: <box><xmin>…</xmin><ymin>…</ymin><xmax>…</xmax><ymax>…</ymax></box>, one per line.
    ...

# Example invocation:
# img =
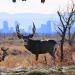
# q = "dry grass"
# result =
<box><xmin>55</xmin><ymin>43</ymin><xmax>74</xmax><ymax>67</ymax></box>
<box><xmin>0</xmin><ymin>36</ymin><xmax>75</xmax><ymax>70</ymax></box>
<box><xmin>0</xmin><ymin>43</ymin><xmax>74</xmax><ymax>69</ymax></box>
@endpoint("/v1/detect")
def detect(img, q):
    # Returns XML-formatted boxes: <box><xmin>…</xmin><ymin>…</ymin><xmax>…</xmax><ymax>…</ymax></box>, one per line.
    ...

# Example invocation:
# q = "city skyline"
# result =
<box><xmin>0</xmin><ymin>13</ymin><xmax>57</xmax><ymax>32</ymax></box>
<box><xmin>0</xmin><ymin>20</ymin><xmax>52</xmax><ymax>34</ymax></box>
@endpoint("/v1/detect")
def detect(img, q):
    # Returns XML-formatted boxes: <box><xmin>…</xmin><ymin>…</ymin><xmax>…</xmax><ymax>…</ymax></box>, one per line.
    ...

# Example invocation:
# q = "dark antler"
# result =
<box><xmin>32</xmin><ymin>22</ymin><xmax>36</xmax><ymax>35</ymax></box>
<box><xmin>16</xmin><ymin>24</ymin><xmax>23</xmax><ymax>39</ymax></box>
<box><xmin>16</xmin><ymin>23</ymin><xmax>36</xmax><ymax>39</ymax></box>
<box><xmin>27</xmin><ymin>22</ymin><xmax>36</xmax><ymax>38</ymax></box>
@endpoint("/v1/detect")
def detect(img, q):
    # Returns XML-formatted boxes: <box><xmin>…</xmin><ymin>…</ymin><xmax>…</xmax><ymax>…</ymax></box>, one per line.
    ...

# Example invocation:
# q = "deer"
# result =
<box><xmin>16</xmin><ymin>23</ymin><xmax>57</xmax><ymax>63</ymax></box>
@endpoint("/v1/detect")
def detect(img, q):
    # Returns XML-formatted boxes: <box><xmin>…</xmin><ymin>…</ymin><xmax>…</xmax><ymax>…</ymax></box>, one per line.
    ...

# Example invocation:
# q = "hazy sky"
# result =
<box><xmin>0</xmin><ymin>0</ymin><xmax>71</xmax><ymax>14</ymax></box>
<box><xmin>0</xmin><ymin>0</ymin><xmax>75</xmax><ymax>33</ymax></box>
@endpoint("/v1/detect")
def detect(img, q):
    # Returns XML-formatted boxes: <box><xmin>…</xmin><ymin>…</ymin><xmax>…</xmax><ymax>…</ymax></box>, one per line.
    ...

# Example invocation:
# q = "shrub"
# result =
<box><xmin>26</xmin><ymin>71</ymin><xmax>48</xmax><ymax>75</ymax></box>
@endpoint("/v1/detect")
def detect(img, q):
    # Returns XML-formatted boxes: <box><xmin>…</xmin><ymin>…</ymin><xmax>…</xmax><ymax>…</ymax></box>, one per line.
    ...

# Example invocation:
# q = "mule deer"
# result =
<box><xmin>16</xmin><ymin>23</ymin><xmax>57</xmax><ymax>61</ymax></box>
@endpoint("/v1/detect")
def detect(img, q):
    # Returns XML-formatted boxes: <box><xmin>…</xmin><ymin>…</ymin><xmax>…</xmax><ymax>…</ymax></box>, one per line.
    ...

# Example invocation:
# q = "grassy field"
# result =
<box><xmin>0</xmin><ymin>34</ymin><xmax>75</xmax><ymax>75</ymax></box>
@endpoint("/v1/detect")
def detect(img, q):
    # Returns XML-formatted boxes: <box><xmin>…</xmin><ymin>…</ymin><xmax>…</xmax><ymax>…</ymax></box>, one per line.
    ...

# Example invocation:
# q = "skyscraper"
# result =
<box><xmin>37</xmin><ymin>21</ymin><xmax>52</xmax><ymax>34</ymax></box>
<box><xmin>0</xmin><ymin>21</ymin><xmax>14</xmax><ymax>33</ymax></box>
<box><xmin>2</xmin><ymin>21</ymin><xmax>9</xmax><ymax>33</ymax></box>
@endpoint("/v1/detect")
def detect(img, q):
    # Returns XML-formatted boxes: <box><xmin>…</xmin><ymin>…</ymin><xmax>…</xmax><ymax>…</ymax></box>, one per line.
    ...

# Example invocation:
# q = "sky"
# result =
<box><xmin>0</xmin><ymin>0</ymin><xmax>75</xmax><ymax>33</ymax></box>
<box><xmin>0</xmin><ymin>0</ymin><xmax>71</xmax><ymax>14</ymax></box>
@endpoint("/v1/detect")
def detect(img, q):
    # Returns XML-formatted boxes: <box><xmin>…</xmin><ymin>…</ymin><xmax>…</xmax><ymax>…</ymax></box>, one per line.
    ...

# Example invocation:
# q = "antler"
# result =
<box><xmin>27</xmin><ymin>22</ymin><xmax>36</xmax><ymax>38</ymax></box>
<box><xmin>16</xmin><ymin>23</ymin><xmax>36</xmax><ymax>39</ymax></box>
<box><xmin>16</xmin><ymin>24</ymin><xmax>23</xmax><ymax>39</ymax></box>
<box><xmin>32</xmin><ymin>22</ymin><xmax>36</xmax><ymax>35</ymax></box>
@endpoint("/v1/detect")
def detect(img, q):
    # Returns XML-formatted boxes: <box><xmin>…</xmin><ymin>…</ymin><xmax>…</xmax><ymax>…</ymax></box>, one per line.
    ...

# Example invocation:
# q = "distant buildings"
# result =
<box><xmin>0</xmin><ymin>21</ymin><xmax>14</xmax><ymax>33</ymax></box>
<box><xmin>0</xmin><ymin>20</ymin><xmax>52</xmax><ymax>34</ymax></box>
<box><xmin>37</xmin><ymin>21</ymin><xmax>52</xmax><ymax>34</ymax></box>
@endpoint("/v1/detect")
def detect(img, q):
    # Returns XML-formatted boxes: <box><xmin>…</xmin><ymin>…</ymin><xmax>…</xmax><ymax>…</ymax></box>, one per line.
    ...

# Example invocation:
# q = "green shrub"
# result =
<box><xmin>26</xmin><ymin>71</ymin><xmax>48</xmax><ymax>75</ymax></box>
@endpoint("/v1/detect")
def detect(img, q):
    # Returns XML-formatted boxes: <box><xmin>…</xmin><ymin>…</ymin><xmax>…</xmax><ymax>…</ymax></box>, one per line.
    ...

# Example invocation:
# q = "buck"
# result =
<box><xmin>16</xmin><ymin>23</ymin><xmax>57</xmax><ymax>61</ymax></box>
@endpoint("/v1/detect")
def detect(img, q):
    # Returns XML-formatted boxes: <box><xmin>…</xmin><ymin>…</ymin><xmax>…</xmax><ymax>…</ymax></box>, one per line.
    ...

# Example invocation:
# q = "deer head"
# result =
<box><xmin>16</xmin><ymin>22</ymin><xmax>36</xmax><ymax>42</ymax></box>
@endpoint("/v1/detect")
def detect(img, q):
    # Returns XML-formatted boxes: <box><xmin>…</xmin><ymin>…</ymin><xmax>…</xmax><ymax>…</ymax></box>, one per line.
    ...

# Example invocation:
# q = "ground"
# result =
<box><xmin>0</xmin><ymin>35</ymin><xmax>75</xmax><ymax>74</ymax></box>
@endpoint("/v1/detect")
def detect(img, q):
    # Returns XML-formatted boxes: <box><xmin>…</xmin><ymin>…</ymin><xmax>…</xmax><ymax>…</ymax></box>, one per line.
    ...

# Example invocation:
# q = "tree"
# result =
<box><xmin>57</xmin><ymin>0</ymin><xmax>75</xmax><ymax>62</ymax></box>
<box><xmin>67</xmin><ymin>1</ymin><xmax>75</xmax><ymax>46</ymax></box>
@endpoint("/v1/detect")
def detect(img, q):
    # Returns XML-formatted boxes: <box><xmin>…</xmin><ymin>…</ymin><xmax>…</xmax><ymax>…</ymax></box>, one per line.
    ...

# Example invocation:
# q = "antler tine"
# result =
<box><xmin>16</xmin><ymin>24</ymin><xmax>22</xmax><ymax>39</ymax></box>
<box><xmin>16</xmin><ymin>24</ymin><xmax>20</xmax><ymax>34</ymax></box>
<box><xmin>33</xmin><ymin>22</ymin><xmax>36</xmax><ymax>35</ymax></box>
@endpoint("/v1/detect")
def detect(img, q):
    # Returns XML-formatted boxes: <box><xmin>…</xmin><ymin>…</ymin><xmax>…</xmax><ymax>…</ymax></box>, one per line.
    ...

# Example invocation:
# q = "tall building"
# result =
<box><xmin>37</xmin><ymin>21</ymin><xmax>52</xmax><ymax>34</ymax></box>
<box><xmin>2</xmin><ymin>21</ymin><xmax>9</xmax><ymax>33</ymax></box>
<box><xmin>0</xmin><ymin>21</ymin><xmax>14</xmax><ymax>33</ymax></box>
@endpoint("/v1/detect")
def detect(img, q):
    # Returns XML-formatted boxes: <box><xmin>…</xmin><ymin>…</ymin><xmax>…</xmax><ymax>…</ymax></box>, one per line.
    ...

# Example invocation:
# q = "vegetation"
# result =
<box><xmin>0</xmin><ymin>1</ymin><xmax>75</xmax><ymax>75</ymax></box>
<box><xmin>56</xmin><ymin>0</ymin><xmax>75</xmax><ymax>62</ymax></box>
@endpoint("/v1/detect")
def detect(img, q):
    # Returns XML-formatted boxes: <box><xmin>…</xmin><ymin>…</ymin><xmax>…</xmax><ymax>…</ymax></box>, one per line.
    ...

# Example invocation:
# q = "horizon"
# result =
<box><xmin>0</xmin><ymin>18</ymin><xmax>54</xmax><ymax>34</ymax></box>
<box><xmin>0</xmin><ymin>13</ymin><xmax>58</xmax><ymax>33</ymax></box>
<box><xmin>0</xmin><ymin>0</ymin><xmax>75</xmax><ymax>34</ymax></box>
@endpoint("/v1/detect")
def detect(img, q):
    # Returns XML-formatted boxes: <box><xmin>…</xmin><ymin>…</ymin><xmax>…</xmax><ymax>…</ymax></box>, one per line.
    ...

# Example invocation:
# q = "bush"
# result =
<box><xmin>26</xmin><ymin>71</ymin><xmax>48</xmax><ymax>75</ymax></box>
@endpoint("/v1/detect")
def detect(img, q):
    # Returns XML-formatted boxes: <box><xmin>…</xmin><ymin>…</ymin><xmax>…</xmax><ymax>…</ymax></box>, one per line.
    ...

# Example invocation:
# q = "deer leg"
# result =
<box><xmin>44</xmin><ymin>55</ymin><xmax>47</xmax><ymax>65</ymax></box>
<box><xmin>51</xmin><ymin>47</ymin><xmax>57</xmax><ymax>60</ymax></box>
<box><xmin>34</xmin><ymin>54</ymin><xmax>39</xmax><ymax>66</ymax></box>
<box><xmin>35</xmin><ymin>54</ymin><xmax>38</xmax><ymax>61</ymax></box>
<box><xmin>52</xmin><ymin>52</ymin><xmax>56</xmax><ymax>66</ymax></box>
<box><xmin>53</xmin><ymin>47</ymin><xmax>57</xmax><ymax>65</ymax></box>
<box><xmin>49</xmin><ymin>51</ymin><xmax>56</xmax><ymax>66</ymax></box>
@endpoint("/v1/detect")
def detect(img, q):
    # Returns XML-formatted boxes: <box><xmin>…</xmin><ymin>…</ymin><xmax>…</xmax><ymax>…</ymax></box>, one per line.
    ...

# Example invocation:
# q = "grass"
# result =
<box><xmin>0</xmin><ymin>35</ymin><xmax>75</xmax><ymax>75</ymax></box>
<box><xmin>0</xmin><ymin>66</ymin><xmax>75</xmax><ymax>75</ymax></box>
<box><xmin>26</xmin><ymin>71</ymin><xmax>48</xmax><ymax>75</ymax></box>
